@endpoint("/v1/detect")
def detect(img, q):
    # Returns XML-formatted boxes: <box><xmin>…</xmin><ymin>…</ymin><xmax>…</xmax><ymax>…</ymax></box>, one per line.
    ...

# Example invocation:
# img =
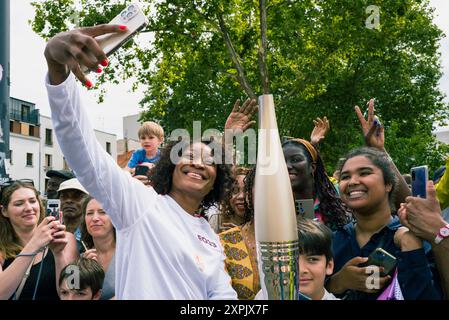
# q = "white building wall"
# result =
<box><xmin>8</xmin><ymin>133</ymin><xmax>41</xmax><ymax>191</ymax></box>
<box><xmin>94</xmin><ymin>129</ymin><xmax>118</xmax><ymax>161</ymax></box>
<box><xmin>123</xmin><ymin>113</ymin><xmax>141</xmax><ymax>141</ymax></box>
<box><xmin>8</xmin><ymin>114</ymin><xmax>117</xmax><ymax>196</ymax></box>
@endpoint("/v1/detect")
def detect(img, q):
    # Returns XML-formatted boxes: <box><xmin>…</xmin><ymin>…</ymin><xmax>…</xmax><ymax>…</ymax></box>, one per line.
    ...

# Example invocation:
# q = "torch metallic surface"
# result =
<box><xmin>257</xmin><ymin>241</ymin><xmax>299</xmax><ymax>300</ymax></box>
<box><xmin>255</xmin><ymin>94</ymin><xmax>299</xmax><ymax>300</ymax></box>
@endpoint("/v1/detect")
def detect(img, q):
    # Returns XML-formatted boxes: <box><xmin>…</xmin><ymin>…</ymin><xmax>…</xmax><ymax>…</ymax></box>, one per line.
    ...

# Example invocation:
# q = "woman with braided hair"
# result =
<box><xmin>282</xmin><ymin>138</ymin><xmax>350</xmax><ymax>230</ymax></box>
<box><xmin>219</xmin><ymin>138</ymin><xmax>350</xmax><ymax>299</ymax></box>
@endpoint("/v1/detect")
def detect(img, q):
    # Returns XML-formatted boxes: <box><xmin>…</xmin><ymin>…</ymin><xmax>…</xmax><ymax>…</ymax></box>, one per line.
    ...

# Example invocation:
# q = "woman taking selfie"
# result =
<box><xmin>0</xmin><ymin>181</ymin><xmax>78</xmax><ymax>300</ymax></box>
<box><xmin>44</xmin><ymin>24</ymin><xmax>237</xmax><ymax>299</ymax></box>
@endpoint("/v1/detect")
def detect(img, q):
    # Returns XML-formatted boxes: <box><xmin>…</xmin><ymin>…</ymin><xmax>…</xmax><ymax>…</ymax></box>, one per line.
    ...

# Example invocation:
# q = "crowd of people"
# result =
<box><xmin>1</xmin><ymin>24</ymin><xmax>449</xmax><ymax>301</ymax></box>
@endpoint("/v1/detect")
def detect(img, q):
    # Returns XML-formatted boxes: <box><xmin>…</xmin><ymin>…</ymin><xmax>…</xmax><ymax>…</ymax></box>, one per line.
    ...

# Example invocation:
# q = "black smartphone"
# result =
<box><xmin>134</xmin><ymin>165</ymin><xmax>149</xmax><ymax>176</ymax></box>
<box><xmin>411</xmin><ymin>165</ymin><xmax>428</xmax><ymax>198</ymax></box>
<box><xmin>363</xmin><ymin>248</ymin><xmax>397</xmax><ymax>276</ymax></box>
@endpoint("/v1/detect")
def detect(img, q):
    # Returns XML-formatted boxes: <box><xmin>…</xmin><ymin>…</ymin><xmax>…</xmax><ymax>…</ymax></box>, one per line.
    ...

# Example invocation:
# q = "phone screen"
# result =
<box><xmin>135</xmin><ymin>165</ymin><xmax>149</xmax><ymax>176</ymax></box>
<box><xmin>295</xmin><ymin>199</ymin><xmax>315</xmax><ymax>220</ymax></box>
<box><xmin>411</xmin><ymin>165</ymin><xmax>428</xmax><ymax>198</ymax></box>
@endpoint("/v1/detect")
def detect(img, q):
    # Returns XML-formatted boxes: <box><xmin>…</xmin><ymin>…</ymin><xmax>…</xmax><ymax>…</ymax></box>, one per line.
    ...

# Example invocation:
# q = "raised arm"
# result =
<box><xmin>310</xmin><ymin>116</ymin><xmax>330</xmax><ymax>148</ymax></box>
<box><xmin>44</xmin><ymin>26</ymin><xmax>154</xmax><ymax>230</ymax></box>
<box><xmin>222</xmin><ymin>98</ymin><xmax>258</xmax><ymax>164</ymax></box>
<box><xmin>355</xmin><ymin>98</ymin><xmax>411</xmax><ymax>210</ymax></box>
<box><xmin>398</xmin><ymin>181</ymin><xmax>449</xmax><ymax>299</ymax></box>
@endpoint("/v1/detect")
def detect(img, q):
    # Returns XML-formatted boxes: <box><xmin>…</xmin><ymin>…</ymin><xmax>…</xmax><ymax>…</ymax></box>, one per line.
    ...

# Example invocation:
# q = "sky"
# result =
<box><xmin>8</xmin><ymin>0</ymin><xmax>449</xmax><ymax>138</ymax></box>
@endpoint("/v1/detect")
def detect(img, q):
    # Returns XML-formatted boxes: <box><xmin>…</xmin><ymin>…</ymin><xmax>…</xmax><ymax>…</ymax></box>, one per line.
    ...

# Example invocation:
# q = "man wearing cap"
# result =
<box><xmin>58</xmin><ymin>178</ymin><xmax>88</xmax><ymax>252</ymax></box>
<box><xmin>46</xmin><ymin>169</ymin><xmax>75</xmax><ymax>199</ymax></box>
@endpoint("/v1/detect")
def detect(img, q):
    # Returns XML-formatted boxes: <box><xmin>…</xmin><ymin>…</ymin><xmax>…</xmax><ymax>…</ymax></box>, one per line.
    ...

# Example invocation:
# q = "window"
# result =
<box><xmin>29</xmin><ymin>125</ymin><xmax>34</xmax><ymax>136</ymax></box>
<box><xmin>21</xmin><ymin>105</ymin><xmax>30</xmax><ymax>122</ymax></box>
<box><xmin>9</xmin><ymin>150</ymin><xmax>12</xmax><ymax>165</ymax></box>
<box><xmin>45</xmin><ymin>154</ymin><xmax>52</xmax><ymax>168</ymax></box>
<box><xmin>45</xmin><ymin>129</ymin><xmax>53</xmax><ymax>146</ymax></box>
<box><xmin>26</xmin><ymin>153</ymin><xmax>33</xmax><ymax>166</ymax></box>
<box><xmin>106</xmin><ymin>142</ymin><xmax>111</xmax><ymax>155</ymax></box>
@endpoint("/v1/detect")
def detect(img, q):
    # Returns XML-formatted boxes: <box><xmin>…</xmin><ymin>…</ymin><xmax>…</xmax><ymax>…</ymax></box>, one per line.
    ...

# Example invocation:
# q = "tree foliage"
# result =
<box><xmin>31</xmin><ymin>0</ymin><xmax>449</xmax><ymax>173</ymax></box>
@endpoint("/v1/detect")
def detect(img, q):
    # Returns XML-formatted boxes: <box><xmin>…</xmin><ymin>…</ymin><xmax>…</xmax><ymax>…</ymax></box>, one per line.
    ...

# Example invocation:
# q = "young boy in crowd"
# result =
<box><xmin>59</xmin><ymin>258</ymin><xmax>105</xmax><ymax>300</ymax></box>
<box><xmin>125</xmin><ymin>121</ymin><xmax>164</xmax><ymax>175</ymax></box>
<box><xmin>256</xmin><ymin>218</ymin><xmax>339</xmax><ymax>300</ymax></box>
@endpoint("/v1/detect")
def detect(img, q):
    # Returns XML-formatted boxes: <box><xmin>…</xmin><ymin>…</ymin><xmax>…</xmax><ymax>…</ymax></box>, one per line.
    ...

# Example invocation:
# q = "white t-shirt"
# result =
<box><xmin>46</xmin><ymin>73</ymin><xmax>237</xmax><ymax>300</ymax></box>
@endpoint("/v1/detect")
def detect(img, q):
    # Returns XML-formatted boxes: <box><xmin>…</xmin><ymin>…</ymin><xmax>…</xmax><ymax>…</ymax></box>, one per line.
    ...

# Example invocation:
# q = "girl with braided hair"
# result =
<box><xmin>282</xmin><ymin>138</ymin><xmax>350</xmax><ymax>230</ymax></box>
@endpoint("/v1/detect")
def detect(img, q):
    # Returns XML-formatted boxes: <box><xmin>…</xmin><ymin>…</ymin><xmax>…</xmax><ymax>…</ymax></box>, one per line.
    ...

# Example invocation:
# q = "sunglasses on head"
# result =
<box><xmin>0</xmin><ymin>179</ymin><xmax>36</xmax><ymax>199</ymax></box>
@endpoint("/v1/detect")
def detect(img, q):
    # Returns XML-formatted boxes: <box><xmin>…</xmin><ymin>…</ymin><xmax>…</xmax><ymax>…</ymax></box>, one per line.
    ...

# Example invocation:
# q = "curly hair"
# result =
<box><xmin>220</xmin><ymin>166</ymin><xmax>250</xmax><ymax>220</ymax></box>
<box><xmin>149</xmin><ymin>140</ymin><xmax>233</xmax><ymax>216</ymax></box>
<box><xmin>242</xmin><ymin>166</ymin><xmax>256</xmax><ymax>223</ymax></box>
<box><xmin>282</xmin><ymin>140</ymin><xmax>350</xmax><ymax>230</ymax></box>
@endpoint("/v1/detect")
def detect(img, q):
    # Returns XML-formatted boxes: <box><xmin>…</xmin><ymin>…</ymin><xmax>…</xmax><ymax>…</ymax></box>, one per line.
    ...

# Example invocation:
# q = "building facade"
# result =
<box><xmin>6</xmin><ymin>97</ymin><xmax>117</xmax><ymax>195</ymax></box>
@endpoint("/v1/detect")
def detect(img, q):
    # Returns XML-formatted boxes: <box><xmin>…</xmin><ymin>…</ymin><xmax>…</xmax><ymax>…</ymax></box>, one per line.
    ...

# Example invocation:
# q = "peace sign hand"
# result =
<box><xmin>355</xmin><ymin>98</ymin><xmax>385</xmax><ymax>151</ymax></box>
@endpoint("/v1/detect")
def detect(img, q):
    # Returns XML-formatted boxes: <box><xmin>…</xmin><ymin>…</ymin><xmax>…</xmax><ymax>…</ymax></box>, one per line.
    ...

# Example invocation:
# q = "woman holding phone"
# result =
<box><xmin>326</xmin><ymin>147</ymin><xmax>441</xmax><ymax>300</ymax></box>
<box><xmin>0</xmin><ymin>181</ymin><xmax>78</xmax><ymax>300</ymax></box>
<box><xmin>44</xmin><ymin>24</ymin><xmax>237</xmax><ymax>299</ymax></box>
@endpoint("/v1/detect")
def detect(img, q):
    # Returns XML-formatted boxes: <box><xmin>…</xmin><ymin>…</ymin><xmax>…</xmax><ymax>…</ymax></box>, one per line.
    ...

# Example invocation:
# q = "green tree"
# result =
<box><xmin>31</xmin><ymin>0</ymin><xmax>449</xmax><ymax>173</ymax></box>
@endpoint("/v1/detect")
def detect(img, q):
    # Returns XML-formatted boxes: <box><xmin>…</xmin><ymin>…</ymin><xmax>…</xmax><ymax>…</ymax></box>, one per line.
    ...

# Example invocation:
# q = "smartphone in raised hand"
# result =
<box><xmin>81</xmin><ymin>3</ymin><xmax>148</xmax><ymax>73</ymax></box>
<box><xmin>46</xmin><ymin>199</ymin><xmax>63</xmax><ymax>224</ymax></box>
<box><xmin>411</xmin><ymin>165</ymin><xmax>428</xmax><ymax>198</ymax></box>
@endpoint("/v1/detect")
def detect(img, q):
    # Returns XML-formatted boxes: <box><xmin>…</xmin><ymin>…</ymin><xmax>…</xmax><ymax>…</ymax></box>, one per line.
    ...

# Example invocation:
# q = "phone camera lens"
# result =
<box><xmin>127</xmin><ymin>12</ymin><xmax>134</xmax><ymax>19</ymax></box>
<box><xmin>128</xmin><ymin>5</ymin><xmax>136</xmax><ymax>12</ymax></box>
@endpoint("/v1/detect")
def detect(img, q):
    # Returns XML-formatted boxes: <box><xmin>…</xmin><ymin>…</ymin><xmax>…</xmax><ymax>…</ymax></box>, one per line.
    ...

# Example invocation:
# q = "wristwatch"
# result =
<box><xmin>435</xmin><ymin>224</ymin><xmax>449</xmax><ymax>245</ymax></box>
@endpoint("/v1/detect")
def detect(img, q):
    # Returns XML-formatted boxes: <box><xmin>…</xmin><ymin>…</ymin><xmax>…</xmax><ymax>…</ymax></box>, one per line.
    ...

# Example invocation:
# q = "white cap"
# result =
<box><xmin>57</xmin><ymin>178</ymin><xmax>88</xmax><ymax>195</ymax></box>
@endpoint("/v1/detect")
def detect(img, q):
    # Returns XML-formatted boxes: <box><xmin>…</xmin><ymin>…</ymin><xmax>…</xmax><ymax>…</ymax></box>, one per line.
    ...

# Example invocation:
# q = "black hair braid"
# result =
<box><xmin>313</xmin><ymin>154</ymin><xmax>351</xmax><ymax>230</ymax></box>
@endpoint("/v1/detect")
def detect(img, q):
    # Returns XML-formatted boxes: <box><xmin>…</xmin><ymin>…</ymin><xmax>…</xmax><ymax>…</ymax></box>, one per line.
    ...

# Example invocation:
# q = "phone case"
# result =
<box><xmin>295</xmin><ymin>199</ymin><xmax>315</xmax><ymax>220</ymax></box>
<box><xmin>46</xmin><ymin>199</ymin><xmax>62</xmax><ymax>223</ymax></box>
<box><xmin>366</xmin><ymin>248</ymin><xmax>397</xmax><ymax>276</ymax></box>
<box><xmin>135</xmin><ymin>165</ymin><xmax>149</xmax><ymax>176</ymax></box>
<box><xmin>81</xmin><ymin>3</ymin><xmax>148</xmax><ymax>72</ymax></box>
<box><xmin>411</xmin><ymin>165</ymin><xmax>428</xmax><ymax>198</ymax></box>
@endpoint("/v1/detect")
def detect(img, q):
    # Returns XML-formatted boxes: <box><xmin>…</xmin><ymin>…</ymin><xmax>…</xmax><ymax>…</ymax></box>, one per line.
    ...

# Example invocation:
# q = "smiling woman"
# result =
<box><xmin>0</xmin><ymin>181</ymin><xmax>78</xmax><ymax>300</ymax></box>
<box><xmin>281</xmin><ymin>138</ymin><xmax>349</xmax><ymax>231</ymax></box>
<box><xmin>80</xmin><ymin>196</ymin><xmax>116</xmax><ymax>300</ymax></box>
<box><xmin>44</xmin><ymin>25</ymin><xmax>237</xmax><ymax>298</ymax></box>
<box><xmin>327</xmin><ymin>147</ymin><xmax>442</xmax><ymax>300</ymax></box>
<box><xmin>150</xmin><ymin>141</ymin><xmax>232</xmax><ymax>216</ymax></box>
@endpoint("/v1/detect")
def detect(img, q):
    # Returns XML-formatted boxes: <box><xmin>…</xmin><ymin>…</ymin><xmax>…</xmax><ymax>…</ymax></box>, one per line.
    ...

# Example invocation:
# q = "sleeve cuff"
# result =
<box><xmin>45</xmin><ymin>71</ymin><xmax>76</xmax><ymax>90</ymax></box>
<box><xmin>397</xmin><ymin>248</ymin><xmax>428</xmax><ymax>269</ymax></box>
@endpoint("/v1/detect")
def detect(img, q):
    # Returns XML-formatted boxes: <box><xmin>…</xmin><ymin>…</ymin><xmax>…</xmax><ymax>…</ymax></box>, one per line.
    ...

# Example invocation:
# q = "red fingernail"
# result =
<box><xmin>96</xmin><ymin>67</ymin><xmax>102</xmax><ymax>73</ymax></box>
<box><xmin>100</xmin><ymin>59</ymin><xmax>108</xmax><ymax>67</ymax></box>
<box><xmin>85</xmin><ymin>80</ymin><xmax>93</xmax><ymax>88</ymax></box>
<box><xmin>119</xmin><ymin>25</ymin><xmax>127</xmax><ymax>30</ymax></box>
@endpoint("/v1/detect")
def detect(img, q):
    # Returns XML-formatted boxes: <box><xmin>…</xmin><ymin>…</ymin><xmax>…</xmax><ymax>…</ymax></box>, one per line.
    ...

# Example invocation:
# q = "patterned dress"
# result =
<box><xmin>219</xmin><ymin>226</ymin><xmax>260</xmax><ymax>300</ymax></box>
